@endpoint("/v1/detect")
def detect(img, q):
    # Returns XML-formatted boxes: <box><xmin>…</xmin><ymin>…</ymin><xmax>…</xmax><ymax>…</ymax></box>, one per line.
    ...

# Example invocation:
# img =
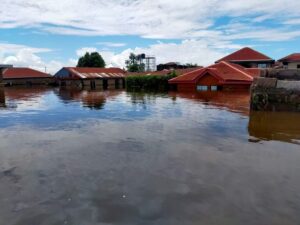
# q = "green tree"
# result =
<box><xmin>77</xmin><ymin>52</ymin><xmax>106</xmax><ymax>68</ymax></box>
<box><xmin>125</xmin><ymin>53</ymin><xmax>145</xmax><ymax>72</ymax></box>
<box><xmin>185</xmin><ymin>63</ymin><xmax>198</xmax><ymax>68</ymax></box>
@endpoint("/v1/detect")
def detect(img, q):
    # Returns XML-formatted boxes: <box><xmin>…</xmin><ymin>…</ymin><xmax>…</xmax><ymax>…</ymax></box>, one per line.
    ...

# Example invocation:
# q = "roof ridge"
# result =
<box><xmin>176</xmin><ymin>67</ymin><xmax>206</xmax><ymax>77</ymax></box>
<box><xmin>245</xmin><ymin>47</ymin><xmax>273</xmax><ymax>60</ymax></box>
<box><xmin>216</xmin><ymin>47</ymin><xmax>273</xmax><ymax>62</ymax></box>
<box><xmin>220</xmin><ymin>61</ymin><xmax>253</xmax><ymax>80</ymax></box>
<box><xmin>278</xmin><ymin>53</ymin><xmax>300</xmax><ymax>61</ymax></box>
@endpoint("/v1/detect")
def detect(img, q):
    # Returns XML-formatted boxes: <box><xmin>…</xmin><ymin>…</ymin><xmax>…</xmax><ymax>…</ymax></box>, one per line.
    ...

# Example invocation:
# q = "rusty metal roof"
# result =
<box><xmin>58</xmin><ymin>67</ymin><xmax>126</xmax><ymax>79</ymax></box>
<box><xmin>2</xmin><ymin>67</ymin><xmax>52</xmax><ymax>79</ymax></box>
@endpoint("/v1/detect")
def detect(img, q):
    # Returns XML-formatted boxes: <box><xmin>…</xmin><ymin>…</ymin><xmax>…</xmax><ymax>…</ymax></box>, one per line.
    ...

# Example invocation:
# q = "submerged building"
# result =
<box><xmin>54</xmin><ymin>67</ymin><xmax>126</xmax><ymax>89</ymax></box>
<box><xmin>215</xmin><ymin>47</ymin><xmax>275</xmax><ymax>68</ymax></box>
<box><xmin>169</xmin><ymin>61</ymin><xmax>261</xmax><ymax>92</ymax></box>
<box><xmin>1</xmin><ymin>67</ymin><xmax>53</xmax><ymax>86</ymax></box>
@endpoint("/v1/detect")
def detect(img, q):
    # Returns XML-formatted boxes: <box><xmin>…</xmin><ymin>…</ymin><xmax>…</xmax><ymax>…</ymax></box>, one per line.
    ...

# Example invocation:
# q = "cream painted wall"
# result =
<box><xmin>287</xmin><ymin>62</ymin><xmax>300</xmax><ymax>69</ymax></box>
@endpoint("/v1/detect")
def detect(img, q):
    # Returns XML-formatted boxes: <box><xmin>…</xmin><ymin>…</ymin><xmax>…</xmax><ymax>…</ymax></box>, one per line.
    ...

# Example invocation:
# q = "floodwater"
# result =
<box><xmin>0</xmin><ymin>87</ymin><xmax>300</xmax><ymax>225</ymax></box>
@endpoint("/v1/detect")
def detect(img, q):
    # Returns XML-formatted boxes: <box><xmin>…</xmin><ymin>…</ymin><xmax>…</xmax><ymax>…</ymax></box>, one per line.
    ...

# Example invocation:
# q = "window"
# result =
<box><xmin>90</xmin><ymin>80</ymin><xmax>96</xmax><ymax>89</ymax></box>
<box><xmin>197</xmin><ymin>85</ymin><xmax>208</xmax><ymax>91</ymax></box>
<box><xmin>211</xmin><ymin>86</ymin><xmax>218</xmax><ymax>91</ymax></box>
<box><xmin>258</xmin><ymin>64</ymin><xmax>267</xmax><ymax>68</ymax></box>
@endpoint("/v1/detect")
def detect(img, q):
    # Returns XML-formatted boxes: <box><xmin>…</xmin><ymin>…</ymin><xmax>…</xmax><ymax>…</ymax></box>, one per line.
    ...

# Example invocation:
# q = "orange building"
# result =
<box><xmin>168</xmin><ymin>61</ymin><xmax>261</xmax><ymax>92</ymax></box>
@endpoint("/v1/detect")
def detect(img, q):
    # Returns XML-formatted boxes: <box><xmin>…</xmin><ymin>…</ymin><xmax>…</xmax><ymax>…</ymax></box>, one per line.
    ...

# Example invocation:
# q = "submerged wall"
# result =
<box><xmin>250</xmin><ymin>77</ymin><xmax>300</xmax><ymax>111</ymax></box>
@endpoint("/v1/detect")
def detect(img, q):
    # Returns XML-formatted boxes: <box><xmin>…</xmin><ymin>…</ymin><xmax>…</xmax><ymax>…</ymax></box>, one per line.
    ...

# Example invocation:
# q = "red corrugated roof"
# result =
<box><xmin>169</xmin><ymin>61</ymin><xmax>254</xmax><ymax>84</ymax></box>
<box><xmin>278</xmin><ymin>53</ymin><xmax>300</xmax><ymax>62</ymax></box>
<box><xmin>66</xmin><ymin>67</ymin><xmax>125</xmax><ymax>74</ymax></box>
<box><xmin>61</xmin><ymin>67</ymin><xmax>125</xmax><ymax>79</ymax></box>
<box><xmin>215</xmin><ymin>47</ymin><xmax>273</xmax><ymax>63</ymax></box>
<box><xmin>2</xmin><ymin>68</ymin><xmax>52</xmax><ymax>79</ymax></box>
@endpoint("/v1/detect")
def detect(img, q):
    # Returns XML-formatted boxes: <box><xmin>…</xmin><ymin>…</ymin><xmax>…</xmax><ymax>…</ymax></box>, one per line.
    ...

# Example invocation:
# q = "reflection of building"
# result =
<box><xmin>1</xmin><ymin>67</ymin><xmax>53</xmax><ymax>86</ymax></box>
<box><xmin>55</xmin><ymin>67</ymin><xmax>125</xmax><ymax>90</ymax></box>
<box><xmin>0</xmin><ymin>87</ymin><xmax>52</xmax><ymax>109</ymax></box>
<box><xmin>278</xmin><ymin>53</ymin><xmax>300</xmax><ymax>70</ymax></box>
<box><xmin>2</xmin><ymin>87</ymin><xmax>52</xmax><ymax>100</ymax></box>
<box><xmin>215</xmin><ymin>47</ymin><xmax>275</xmax><ymax>68</ymax></box>
<box><xmin>248</xmin><ymin>112</ymin><xmax>300</xmax><ymax>144</ymax></box>
<box><xmin>169</xmin><ymin>61</ymin><xmax>261</xmax><ymax>92</ymax></box>
<box><xmin>169</xmin><ymin>90</ymin><xmax>250</xmax><ymax>116</ymax></box>
<box><xmin>0</xmin><ymin>88</ymin><xmax>5</xmax><ymax>108</ymax></box>
<box><xmin>55</xmin><ymin>88</ymin><xmax>123</xmax><ymax>110</ymax></box>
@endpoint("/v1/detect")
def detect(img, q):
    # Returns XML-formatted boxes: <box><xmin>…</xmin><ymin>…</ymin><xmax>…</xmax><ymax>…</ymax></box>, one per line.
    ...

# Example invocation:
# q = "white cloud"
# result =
<box><xmin>76</xmin><ymin>47</ymin><xmax>97</xmax><ymax>57</ymax></box>
<box><xmin>0</xmin><ymin>0</ymin><xmax>300</xmax><ymax>41</ymax></box>
<box><xmin>1</xmin><ymin>0</ymin><xmax>300</xmax><ymax>73</ymax></box>
<box><xmin>0</xmin><ymin>43</ymin><xmax>75</xmax><ymax>74</ymax></box>
<box><xmin>77</xmin><ymin>39</ymin><xmax>242</xmax><ymax>69</ymax></box>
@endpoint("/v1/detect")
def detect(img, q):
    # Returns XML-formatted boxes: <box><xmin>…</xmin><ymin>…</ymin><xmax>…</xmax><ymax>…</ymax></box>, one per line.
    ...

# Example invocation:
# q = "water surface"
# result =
<box><xmin>0</xmin><ymin>87</ymin><xmax>300</xmax><ymax>225</ymax></box>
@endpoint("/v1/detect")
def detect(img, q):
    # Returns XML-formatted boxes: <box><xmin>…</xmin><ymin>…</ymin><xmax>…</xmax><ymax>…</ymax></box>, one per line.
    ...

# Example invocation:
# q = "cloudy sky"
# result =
<box><xmin>0</xmin><ymin>0</ymin><xmax>300</xmax><ymax>73</ymax></box>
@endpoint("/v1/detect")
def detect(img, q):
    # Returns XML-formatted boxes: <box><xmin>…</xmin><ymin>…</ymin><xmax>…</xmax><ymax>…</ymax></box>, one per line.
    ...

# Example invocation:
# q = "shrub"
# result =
<box><xmin>126</xmin><ymin>74</ymin><xmax>176</xmax><ymax>91</ymax></box>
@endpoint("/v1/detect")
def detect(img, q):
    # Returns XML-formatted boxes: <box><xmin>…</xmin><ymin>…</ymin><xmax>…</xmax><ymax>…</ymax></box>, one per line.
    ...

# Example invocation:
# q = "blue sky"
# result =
<box><xmin>0</xmin><ymin>0</ymin><xmax>300</xmax><ymax>73</ymax></box>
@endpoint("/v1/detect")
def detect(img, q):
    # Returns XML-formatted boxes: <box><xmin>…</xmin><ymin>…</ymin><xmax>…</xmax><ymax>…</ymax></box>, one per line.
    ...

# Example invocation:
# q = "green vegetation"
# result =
<box><xmin>77</xmin><ymin>52</ymin><xmax>106</xmax><ymax>68</ymax></box>
<box><xmin>126</xmin><ymin>73</ymin><xmax>177</xmax><ymax>91</ymax></box>
<box><xmin>185</xmin><ymin>63</ymin><xmax>199</xmax><ymax>68</ymax></box>
<box><xmin>125</xmin><ymin>53</ymin><xmax>145</xmax><ymax>72</ymax></box>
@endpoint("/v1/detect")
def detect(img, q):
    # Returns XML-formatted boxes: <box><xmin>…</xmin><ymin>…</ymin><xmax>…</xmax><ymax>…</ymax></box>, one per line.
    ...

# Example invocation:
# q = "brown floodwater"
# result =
<box><xmin>0</xmin><ymin>87</ymin><xmax>300</xmax><ymax>225</ymax></box>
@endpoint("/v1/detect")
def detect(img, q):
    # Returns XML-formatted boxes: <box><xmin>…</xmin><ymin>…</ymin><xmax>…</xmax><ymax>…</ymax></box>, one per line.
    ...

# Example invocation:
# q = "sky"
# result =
<box><xmin>0</xmin><ymin>0</ymin><xmax>300</xmax><ymax>74</ymax></box>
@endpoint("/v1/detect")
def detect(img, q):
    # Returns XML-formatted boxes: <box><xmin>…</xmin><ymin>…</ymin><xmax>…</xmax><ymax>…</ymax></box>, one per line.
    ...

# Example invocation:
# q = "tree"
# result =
<box><xmin>125</xmin><ymin>53</ymin><xmax>145</xmax><ymax>72</ymax></box>
<box><xmin>185</xmin><ymin>63</ymin><xmax>198</xmax><ymax>68</ymax></box>
<box><xmin>77</xmin><ymin>52</ymin><xmax>106</xmax><ymax>68</ymax></box>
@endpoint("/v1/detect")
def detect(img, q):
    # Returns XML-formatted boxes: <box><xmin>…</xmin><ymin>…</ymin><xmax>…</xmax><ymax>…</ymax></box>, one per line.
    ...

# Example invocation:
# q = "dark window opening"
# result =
<box><xmin>115</xmin><ymin>79</ymin><xmax>120</xmax><ymax>89</ymax></box>
<box><xmin>90</xmin><ymin>80</ymin><xmax>96</xmax><ymax>89</ymax></box>
<box><xmin>258</xmin><ymin>64</ymin><xmax>267</xmax><ymax>68</ymax></box>
<box><xmin>103</xmin><ymin>79</ymin><xmax>108</xmax><ymax>90</ymax></box>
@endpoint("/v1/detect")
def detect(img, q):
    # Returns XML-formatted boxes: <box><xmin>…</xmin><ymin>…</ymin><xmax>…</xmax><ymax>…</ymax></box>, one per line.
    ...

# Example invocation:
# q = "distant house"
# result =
<box><xmin>278</xmin><ymin>53</ymin><xmax>300</xmax><ymax>70</ymax></box>
<box><xmin>215</xmin><ymin>47</ymin><xmax>275</xmax><ymax>68</ymax></box>
<box><xmin>157</xmin><ymin>62</ymin><xmax>199</xmax><ymax>71</ymax></box>
<box><xmin>157</xmin><ymin>62</ymin><xmax>182</xmax><ymax>71</ymax></box>
<box><xmin>126</xmin><ymin>67</ymin><xmax>202</xmax><ymax>77</ymax></box>
<box><xmin>1</xmin><ymin>67</ymin><xmax>53</xmax><ymax>86</ymax></box>
<box><xmin>54</xmin><ymin>67</ymin><xmax>126</xmax><ymax>89</ymax></box>
<box><xmin>168</xmin><ymin>61</ymin><xmax>261</xmax><ymax>92</ymax></box>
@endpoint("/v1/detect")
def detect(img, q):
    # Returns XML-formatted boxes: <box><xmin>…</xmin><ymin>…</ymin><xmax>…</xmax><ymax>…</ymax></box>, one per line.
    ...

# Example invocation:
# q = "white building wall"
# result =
<box><xmin>287</xmin><ymin>62</ymin><xmax>300</xmax><ymax>70</ymax></box>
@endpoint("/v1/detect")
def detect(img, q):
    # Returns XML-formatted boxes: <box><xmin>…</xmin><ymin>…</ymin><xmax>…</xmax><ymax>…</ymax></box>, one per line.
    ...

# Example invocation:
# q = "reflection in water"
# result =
<box><xmin>55</xmin><ymin>88</ymin><xmax>124</xmax><ymax>110</ymax></box>
<box><xmin>0</xmin><ymin>88</ymin><xmax>300</xmax><ymax>225</ymax></box>
<box><xmin>169</xmin><ymin>90</ymin><xmax>251</xmax><ymax>115</ymax></box>
<box><xmin>1</xmin><ymin>86</ymin><xmax>52</xmax><ymax>101</ymax></box>
<box><xmin>56</xmin><ymin>88</ymin><xmax>106</xmax><ymax>110</ymax></box>
<box><xmin>249</xmin><ymin>111</ymin><xmax>300</xmax><ymax>144</ymax></box>
<box><xmin>0</xmin><ymin>87</ymin><xmax>52</xmax><ymax>110</ymax></box>
<box><xmin>0</xmin><ymin>88</ymin><xmax>5</xmax><ymax>108</ymax></box>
